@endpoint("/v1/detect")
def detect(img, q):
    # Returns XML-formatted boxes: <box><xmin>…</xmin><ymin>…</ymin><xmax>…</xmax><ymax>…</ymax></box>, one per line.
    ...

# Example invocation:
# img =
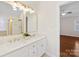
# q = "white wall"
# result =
<box><xmin>37</xmin><ymin>1</ymin><xmax>68</xmax><ymax>57</ymax></box>
<box><xmin>61</xmin><ymin>16</ymin><xmax>79</xmax><ymax>37</ymax></box>
<box><xmin>60</xmin><ymin>1</ymin><xmax>79</xmax><ymax>37</ymax></box>
<box><xmin>38</xmin><ymin>2</ymin><xmax>59</xmax><ymax>57</ymax></box>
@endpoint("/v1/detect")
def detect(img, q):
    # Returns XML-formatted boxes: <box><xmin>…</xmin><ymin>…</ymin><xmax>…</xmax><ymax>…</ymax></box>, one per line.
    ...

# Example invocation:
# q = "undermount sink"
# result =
<box><xmin>0</xmin><ymin>35</ymin><xmax>25</xmax><ymax>45</ymax></box>
<box><xmin>0</xmin><ymin>33</ymin><xmax>35</xmax><ymax>45</ymax></box>
<box><xmin>7</xmin><ymin>36</ymin><xmax>30</xmax><ymax>43</ymax></box>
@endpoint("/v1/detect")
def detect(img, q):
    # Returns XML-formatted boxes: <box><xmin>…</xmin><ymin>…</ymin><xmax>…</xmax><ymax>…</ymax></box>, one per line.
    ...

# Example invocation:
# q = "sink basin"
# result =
<box><xmin>0</xmin><ymin>37</ymin><xmax>9</xmax><ymax>45</ymax></box>
<box><xmin>0</xmin><ymin>34</ymin><xmax>32</xmax><ymax>45</ymax></box>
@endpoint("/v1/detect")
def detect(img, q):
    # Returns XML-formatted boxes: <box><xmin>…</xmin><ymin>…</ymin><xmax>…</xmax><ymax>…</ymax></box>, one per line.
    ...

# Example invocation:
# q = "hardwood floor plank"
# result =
<box><xmin>60</xmin><ymin>35</ymin><xmax>79</xmax><ymax>57</ymax></box>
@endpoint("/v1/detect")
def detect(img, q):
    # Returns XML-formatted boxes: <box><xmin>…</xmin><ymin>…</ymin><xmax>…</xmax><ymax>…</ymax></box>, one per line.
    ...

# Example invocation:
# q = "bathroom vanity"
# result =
<box><xmin>0</xmin><ymin>1</ymin><xmax>47</xmax><ymax>57</ymax></box>
<box><xmin>0</xmin><ymin>34</ymin><xmax>47</xmax><ymax>57</ymax></box>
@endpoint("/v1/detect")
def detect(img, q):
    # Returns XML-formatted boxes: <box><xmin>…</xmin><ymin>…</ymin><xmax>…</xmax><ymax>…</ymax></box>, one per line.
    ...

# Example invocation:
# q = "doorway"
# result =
<box><xmin>60</xmin><ymin>1</ymin><xmax>79</xmax><ymax>57</ymax></box>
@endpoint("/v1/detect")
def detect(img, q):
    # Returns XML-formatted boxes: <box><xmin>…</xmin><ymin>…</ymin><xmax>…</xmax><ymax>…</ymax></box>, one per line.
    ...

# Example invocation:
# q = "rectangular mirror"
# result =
<box><xmin>0</xmin><ymin>1</ymin><xmax>37</xmax><ymax>36</ymax></box>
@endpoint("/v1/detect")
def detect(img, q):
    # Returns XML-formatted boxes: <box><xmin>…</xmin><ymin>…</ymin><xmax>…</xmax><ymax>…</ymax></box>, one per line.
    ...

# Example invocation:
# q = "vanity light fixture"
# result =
<box><xmin>5</xmin><ymin>1</ymin><xmax>17</xmax><ymax>11</ymax></box>
<box><xmin>30</xmin><ymin>9</ymin><xmax>35</xmax><ymax>14</ymax></box>
<box><xmin>12</xmin><ymin>2</ymin><xmax>17</xmax><ymax>11</ymax></box>
<box><xmin>12</xmin><ymin>6</ymin><xmax>17</xmax><ymax>11</ymax></box>
<box><xmin>16</xmin><ymin>2</ymin><xmax>24</xmax><ymax>11</ymax></box>
<box><xmin>25</xmin><ymin>8</ymin><xmax>31</xmax><ymax>12</ymax></box>
<box><xmin>5</xmin><ymin>1</ymin><xmax>35</xmax><ymax>14</ymax></box>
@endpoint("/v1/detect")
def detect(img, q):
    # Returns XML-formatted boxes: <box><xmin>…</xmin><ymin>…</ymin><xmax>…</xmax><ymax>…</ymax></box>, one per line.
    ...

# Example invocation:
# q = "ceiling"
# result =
<box><xmin>60</xmin><ymin>1</ymin><xmax>79</xmax><ymax>17</ymax></box>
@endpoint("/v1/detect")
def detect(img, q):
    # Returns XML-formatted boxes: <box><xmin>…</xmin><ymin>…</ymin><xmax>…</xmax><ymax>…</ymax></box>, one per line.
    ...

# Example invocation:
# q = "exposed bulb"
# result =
<box><xmin>61</xmin><ymin>13</ymin><xmax>66</xmax><ymax>16</ymax></box>
<box><xmin>25</xmin><ymin>8</ymin><xmax>30</xmax><ymax>12</ymax></box>
<box><xmin>12</xmin><ymin>6</ymin><xmax>17</xmax><ymax>11</ymax></box>
<box><xmin>29</xmin><ymin>9</ymin><xmax>35</xmax><ymax>14</ymax></box>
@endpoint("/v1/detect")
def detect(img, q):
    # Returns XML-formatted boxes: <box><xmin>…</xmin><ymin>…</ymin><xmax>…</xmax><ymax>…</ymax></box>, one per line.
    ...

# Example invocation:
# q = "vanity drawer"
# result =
<box><xmin>37</xmin><ymin>38</ymin><xmax>47</xmax><ymax>56</ymax></box>
<box><xmin>4</xmin><ymin>46</ymin><xmax>28</xmax><ymax>57</ymax></box>
<box><xmin>28</xmin><ymin>43</ymin><xmax>37</xmax><ymax>57</ymax></box>
<box><xmin>3</xmin><ymin>36</ymin><xmax>46</xmax><ymax>57</ymax></box>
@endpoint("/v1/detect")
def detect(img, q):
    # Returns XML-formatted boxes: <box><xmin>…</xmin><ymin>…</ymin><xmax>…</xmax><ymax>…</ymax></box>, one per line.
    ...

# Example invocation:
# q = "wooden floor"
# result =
<box><xmin>60</xmin><ymin>35</ymin><xmax>79</xmax><ymax>57</ymax></box>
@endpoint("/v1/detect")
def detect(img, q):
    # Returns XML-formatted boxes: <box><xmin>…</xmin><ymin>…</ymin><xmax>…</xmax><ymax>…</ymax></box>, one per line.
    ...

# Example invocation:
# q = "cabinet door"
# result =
<box><xmin>28</xmin><ymin>43</ymin><xmax>37</xmax><ymax>57</ymax></box>
<box><xmin>4</xmin><ymin>46</ymin><xmax>28</xmax><ymax>57</ymax></box>
<box><xmin>37</xmin><ymin>38</ymin><xmax>47</xmax><ymax>56</ymax></box>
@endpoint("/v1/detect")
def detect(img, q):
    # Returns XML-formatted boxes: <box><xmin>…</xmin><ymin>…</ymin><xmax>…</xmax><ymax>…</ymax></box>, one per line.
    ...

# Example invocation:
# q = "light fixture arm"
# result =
<box><xmin>4</xmin><ymin>1</ymin><xmax>35</xmax><ymax>13</ymax></box>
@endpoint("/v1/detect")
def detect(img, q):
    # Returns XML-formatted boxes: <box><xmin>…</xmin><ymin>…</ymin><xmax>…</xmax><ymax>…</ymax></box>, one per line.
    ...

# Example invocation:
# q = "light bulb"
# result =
<box><xmin>61</xmin><ymin>13</ymin><xmax>66</xmax><ymax>16</ymax></box>
<box><xmin>30</xmin><ymin>9</ymin><xmax>35</xmax><ymax>14</ymax></box>
<box><xmin>12</xmin><ymin>6</ymin><xmax>17</xmax><ymax>11</ymax></box>
<box><xmin>25</xmin><ymin>8</ymin><xmax>30</xmax><ymax>12</ymax></box>
<box><xmin>20</xmin><ymin>6</ymin><xmax>25</xmax><ymax>10</ymax></box>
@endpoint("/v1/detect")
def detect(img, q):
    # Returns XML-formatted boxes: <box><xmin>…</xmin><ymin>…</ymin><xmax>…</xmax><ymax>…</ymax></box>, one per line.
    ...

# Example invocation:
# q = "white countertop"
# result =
<box><xmin>0</xmin><ymin>34</ymin><xmax>46</xmax><ymax>56</ymax></box>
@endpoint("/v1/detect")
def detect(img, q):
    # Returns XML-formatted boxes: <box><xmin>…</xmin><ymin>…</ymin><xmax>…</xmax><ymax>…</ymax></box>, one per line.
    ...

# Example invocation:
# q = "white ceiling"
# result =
<box><xmin>61</xmin><ymin>1</ymin><xmax>79</xmax><ymax>17</ymax></box>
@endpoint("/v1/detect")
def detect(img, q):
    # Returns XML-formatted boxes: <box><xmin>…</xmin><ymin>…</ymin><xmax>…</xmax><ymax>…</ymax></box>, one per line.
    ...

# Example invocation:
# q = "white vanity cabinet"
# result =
<box><xmin>28</xmin><ymin>43</ymin><xmax>37</xmax><ymax>57</ymax></box>
<box><xmin>3</xmin><ymin>36</ymin><xmax>47</xmax><ymax>57</ymax></box>
<box><xmin>4</xmin><ymin>46</ymin><xmax>29</xmax><ymax>57</ymax></box>
<box><xmin>37</xmin><ymin>38</ymin><xmax>47</xmax><ymax>57</ymax></box>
